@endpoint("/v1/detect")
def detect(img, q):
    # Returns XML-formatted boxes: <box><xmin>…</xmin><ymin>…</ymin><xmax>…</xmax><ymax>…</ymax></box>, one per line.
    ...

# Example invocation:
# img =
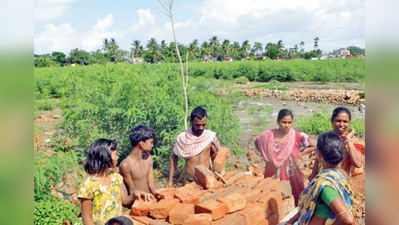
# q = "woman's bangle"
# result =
<box><xmin>344</xmin><ymin>139</ymin><xmax>353</xmax><ymax>143</ymax></box>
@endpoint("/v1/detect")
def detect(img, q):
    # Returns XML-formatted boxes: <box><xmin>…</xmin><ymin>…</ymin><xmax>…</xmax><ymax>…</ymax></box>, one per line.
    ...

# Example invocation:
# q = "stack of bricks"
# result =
<box><xmin>128</xmin><ymin>148</ymin><xmax>295</xmax><ymax>225</ymax></box>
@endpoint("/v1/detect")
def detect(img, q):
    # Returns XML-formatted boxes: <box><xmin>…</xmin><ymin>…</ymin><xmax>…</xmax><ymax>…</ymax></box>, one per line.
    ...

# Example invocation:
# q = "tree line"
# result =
<box><xmin>34</xmin><ymin>36</ymin><xmax>365</xmax><ymax>67</ymax></box>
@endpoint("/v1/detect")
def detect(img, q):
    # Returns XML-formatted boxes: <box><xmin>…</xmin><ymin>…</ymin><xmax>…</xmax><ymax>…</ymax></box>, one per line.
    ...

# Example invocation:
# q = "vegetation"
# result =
<box><xmin>296</xmin><ymin>110</ymin><xmax>365</xmax><ymax>137</ymax></box>
<box><xmin>34</xmin><ymin>36</ymin><xmax>365</xmax><ymax>67</ymax></box>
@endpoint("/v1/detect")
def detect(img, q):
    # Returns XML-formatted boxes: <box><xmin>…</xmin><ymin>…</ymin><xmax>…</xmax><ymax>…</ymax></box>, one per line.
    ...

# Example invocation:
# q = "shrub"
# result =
<box><xmin>235</xmin><ymin>76</ymin><xmax>249</xmax><ymax>84</ymax></box>
<box><xmin>34</xmin><ymin>197</ymin><xmax>81</xmax><ymax>225</ymax></box>
<box><xmin>35</xmin><ymin>98</ymin><xmax>57</xmax><ymax>111</ymax></box>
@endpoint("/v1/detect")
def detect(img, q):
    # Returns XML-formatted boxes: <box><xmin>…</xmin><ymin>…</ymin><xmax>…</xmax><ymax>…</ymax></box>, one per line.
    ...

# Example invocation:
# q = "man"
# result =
<box><xmin>166</xmin><ymin>107</ymin><xmax>220</xmax><ymax>188</ymax></box>
<box><xmin>120</xmin><ymin>125</ymin><xmax>157</xmax><ymax>204</ymax></box>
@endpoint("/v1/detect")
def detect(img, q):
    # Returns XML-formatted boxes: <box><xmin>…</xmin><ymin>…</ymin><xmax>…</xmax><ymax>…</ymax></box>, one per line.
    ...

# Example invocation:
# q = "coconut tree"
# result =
<box><xmin>108</xmin><ymin>38</ymin><xmax>119</xmax><ymax>63</ymax></box>
<box><xmin>252</xmin><ymin>42</ymin><xmax>263</xmax><ymax>56</ymax></box>
<box><xmin>241</xmin><ymin>40</ymin><xmax>251</xmax><ymax>59</ymax></box>
<box><xmin>221</xmin><ymin>39</ymin><xmax>231</xmax><ymax>59</ymax></box>
<box><xmin>188</xmin><ymin>39</ymin><xmax>200</xmax><ymax>60</ymax></box>
<box><xmin>130</xmin><ymin>40</ymin><xmax>144</xmax><ymax>58</ymax></box>
<box><xmin>200</xmin><ymin>41</ymin><xmax>212</xmax><ymax>62</ymax></box>
<box><xmin>209</xmin><ymin>36</ymin><xmax>220</xmax><ymax>61</ymax></box>
<box><xmin>146</xmin><ymin>38</ymin><xmax>160</xmax><ymax>63</ymax></box>
<box><xmin>314</xmin><ymin>37</ymin><xmax>319</xmax><ymax>50</ymax></box>
<box><xmin>230</xmin><ymin>42</ymin><xmax>241</xmax><ymax>60</ymax></box>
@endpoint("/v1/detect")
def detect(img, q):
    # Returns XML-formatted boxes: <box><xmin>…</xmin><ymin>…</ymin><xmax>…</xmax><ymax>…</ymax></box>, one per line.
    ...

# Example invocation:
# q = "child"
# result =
<box><xmin>78</xmin><ymin>139</ymin><xmax>147</xmax><ymax>225</ymax></box>
<box><xmin>120</xmin><ymin>125</ymin><xmax>157</xmax><ymax>202</ymax></box>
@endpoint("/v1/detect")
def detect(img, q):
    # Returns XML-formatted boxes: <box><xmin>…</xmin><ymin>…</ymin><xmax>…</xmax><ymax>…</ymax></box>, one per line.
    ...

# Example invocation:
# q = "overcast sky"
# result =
<box><xmin>34</xmin><ymin>0</ymin><xmax>365</xmax><ymax>54</ymax></box>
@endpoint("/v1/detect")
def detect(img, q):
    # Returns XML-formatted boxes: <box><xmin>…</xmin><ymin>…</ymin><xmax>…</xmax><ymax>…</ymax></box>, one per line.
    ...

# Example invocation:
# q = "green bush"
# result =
<box><xmin>34</xmin><ymin>197</ymin><xmax>81</xmax><ymax>225</ymax></box>
<box><xmin>296</xmin><ymin>110</ymin><xmax>365</xmax><ymax>137</ymax></box>
<box><xmin>235</xmin><ymin>76</ymin><xmax>249</xmax><ymax>84</ymax></box>
<box><xmin>35</xmin><ymin>98</ymin><xmax>57</xmax><ymax>111</ymax></box>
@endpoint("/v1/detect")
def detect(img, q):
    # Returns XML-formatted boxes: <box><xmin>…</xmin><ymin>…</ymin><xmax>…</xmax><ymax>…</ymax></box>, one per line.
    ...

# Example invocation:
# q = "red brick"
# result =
<box><xmin>247</xmin><ymin>150</ymin><xmax>255</xmax><ymax>157</ymax></box>
<box><xmin>213</xmin><ymin>147</ymin><xmax>229</xmax><ymax>173</ymax></box>
<box><xmin>217</xmin><ymin>193</ymin><xmax>247</xmax><ymax>213</ymax></box>
<box><xmin>236</xmin><ymin>176</ymin><xmax>263</xmax><ymax>189</ymax></box>
<box><xmin>267</xmin><ymin>209</ymin><xmax>286</xmax><ymax>225</ymax></box>
<box><xmin>195</xmin><ymin>165</ymin><xmax>216</xmax><ymax>189</ymax></box>
<box><xmin>270</xmin><ymin>180</ymin><xmax>292</xmax><ymax>199</ymax></box>
<box><xmin>150</xmin><ymin>198</ymin><xmax>180</xmax><ymax>219</ymax></box>
<box><xmin>238</xmin><ymin>203</ymin><xmax>266</xmax><ymax>225</ymax></box>
<box><xmin>174</xmin><ymin>192</ymin><xmax>200</xmax><ymax>205</ymax></box>
<box><xmin>226</xmin><ymin>172</ymin><xmax>246</xmax><ymax>184</ymax></box>
<box><xmin>131</xmin><ymin>198</ymin><xmax>155</xmax><ymax>216</ymax></box>
<box><xmin>182</xmin><ymin>214</ymin><xmax>212</xmax><ymax>225</ymax></box>
<box><xmin>129</xmin><ymin>215</ymin><xmax>153</xmax><ymax>225</ymax></box>
<box><xmin>257</xmin><ymin>191</ymin><xmax>283</xmax><ymax>216</ymax></box>
<box><xmin>155</xmin><ymin>188</ymin><xmax>178</xmax><ymax>200</ymax></box>
<box><xmin>149</xmin><ymin>220</ymin><xmax>172</xmax><ymax>225</ymax></box>
<box><xmin>219</xmin><ymin>185</ymin><xmax>247</xmax><ymax>196</ymax></box>
<box><xmin>223</xmin><ymin>171</ymin><xmax>236</xmax><ymax>180</ymax></box>
<box><xmin>212</xmin><ymin>213</ymin><xmax>246</xmax><ymax>225</ymax></box>
<box><xmin>199</xmin><ymin>192</ymin><xmax>221</xmax><ymax>203</ymax></box>
<box><xmin>214</xmin><ymin>180</ymin><xmax>224</xmax><ymax>189</ymax></box>
<box><xmin>256</xmin><ymin>178</ymin><xmax>280</xmax><ymax>191</ymax></box>
<box><xmin>195</xmin><ymin>199</ymin><xmax>227</xmax><ymax>220</ymax></box>
<box><xmin>168</xmin><ymin>203</ymin><xmax>195</xmax><ymax>225</ymax></box>
<box><xmin>244</xmin><ymin>188</ymin><xmax>262</xmax><ymax>203</ymax></box>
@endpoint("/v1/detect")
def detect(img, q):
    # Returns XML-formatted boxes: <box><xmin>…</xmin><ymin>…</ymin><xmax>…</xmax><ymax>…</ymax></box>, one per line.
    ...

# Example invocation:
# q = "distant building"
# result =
<box><xmin>223</xmin><ymin>57</ymin><xmax>233</xmax><ymax>62</ymax></box>
<box><xmin>133</xmin><ymin>57</ymin><xmax>144</xmax><ymax>64</ymax></box>
<box><xmin>333</xmin><ymin>48</ymin><xmax>351</xmax><ymax>58</ymax></box>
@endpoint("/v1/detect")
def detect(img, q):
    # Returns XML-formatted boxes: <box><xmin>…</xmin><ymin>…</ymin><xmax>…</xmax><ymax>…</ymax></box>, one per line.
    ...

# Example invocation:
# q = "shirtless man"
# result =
<box><xmin>166</xmin><ymin>107</ymin><xmax>220</xmax><ymax>188</ymax></box>
<box><xmin>119</xmin><ymin>125</ymin><xmax>157</xmax><ymax>204</ymax></box>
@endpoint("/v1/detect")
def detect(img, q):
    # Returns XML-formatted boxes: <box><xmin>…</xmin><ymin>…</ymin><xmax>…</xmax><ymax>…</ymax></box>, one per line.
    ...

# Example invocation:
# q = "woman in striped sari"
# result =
<box><xmin>287</xmin><ymin>132</ymin><xmax>356</xmax><ymax>225</ymax></box>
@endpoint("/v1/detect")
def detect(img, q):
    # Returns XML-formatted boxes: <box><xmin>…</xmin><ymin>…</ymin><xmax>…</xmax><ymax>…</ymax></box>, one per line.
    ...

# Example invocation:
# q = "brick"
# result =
<box><xmin>217</xmin><ymin>193</ymin><xmax>247</xmax><ymax>213</ymax></box>
<box><xmin>236</xmin><ymin>176</ymin><xmax>263</xmax><ymax>189</ymax></box>
<box><xmin>226</xmin><ymin>172</ymin><xmax>246</xmax><ymax>184</ymax></box>
<box><xmin>256</xmin><ymin>178</ymin><xmax>280</xmax><ymax>191</ymax></box>
<box><xmin>195</xmin><ymin>165</ymin><xmax>216</xmax><ymax>189</ymax></box>
<box><xmin>238</xmin><ymin>203</ymin><xmax>266</xmax><ymax>225</ymax></box>
<box><xmin>257</xmin><ymin>191</ymin><xmax>283</xmax><ymax>216</ymax></box>
<box><xmin>223</xmin><ymin>171</ymin><xmax>236</xmax><ymax>180</ymax></box>
<box><xmin>195</xmin><ymin>199</ymin><xmax>227</xmax><ymax>220</ymax></box>
<box><xmin>199</xmin><ymin>192</ymin><xmax>221</xmax><ymax>203</ymax></box>
<box><xmin>169</xmin><ymin>203</ymin><xmax>195</xmax><ymax>225</ymax></box>
<box><xmin>213</xmin><ymin>147</ymin><xmax>229</xmax><ymax>173</ymax></box>
<box><xmin>247</xmin><ymin>150</ymin><xmax>255</xmax><ymax>157</ymax></box>
<box><xmin>150</xmin><ymin>198</ymin><xmax>180</xmax><ymax>219</ymax></box>
<box><xmin>149</xmin><ymin>220</ymin><xmax>172</xmax><ymax>225</ymax></box>
<box><xmin>155</xmin><ymin>188</ymin><xmax>178</xmax><ymax>200</ymax></box>
<box><xmin>244</xmin><ymin>188</ymin><xmax>262</xmax><ymax>203</ymax></box>
<box><xmin>131</xmin><ymin>198</ymin><xmax>155</xmax><ymax>216</ymax></box>
<box><xmin>270</xmin><ymin>180</ymin><xmax>292</xmax><ymax>199</ymax></box>
<box><xmin>130</xmin><ymin>215</ymin><xmax>153</xmax><ymax>225</ymax></box>
<box><xmin>212</xmin><ymin>213</ymin><xmax>245</xmax><ymax>225</ymax></box>
<box><xmin>219</xmin><ymin>185</ymin><xmax>247</xmax><ymax>197</ymax></box>
<box><xmin>281</xmin><ymin>195</ymin><xmax>295</xmax><ymax>215</ymax></box>
<box><xmin>174</xmin><ymin>192</ymin><xmax>200</xmax><ymax>205</ymax></box>
<box><xmin>182</xmin><ymin>213</ymin><xmax>213</xmax><ymax>225</ymax></box>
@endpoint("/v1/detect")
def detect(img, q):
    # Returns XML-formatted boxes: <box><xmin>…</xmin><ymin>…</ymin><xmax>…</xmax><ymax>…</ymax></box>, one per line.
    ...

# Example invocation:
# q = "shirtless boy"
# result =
<box><xmin>166</xmin><ymin>107</ymin><xmax>220</xmax><ymax>188</ymax></box>
<box><xmin>120</xmin><ymin>125</ymin><xmax>157</xmax><ymax>203</ymax></box>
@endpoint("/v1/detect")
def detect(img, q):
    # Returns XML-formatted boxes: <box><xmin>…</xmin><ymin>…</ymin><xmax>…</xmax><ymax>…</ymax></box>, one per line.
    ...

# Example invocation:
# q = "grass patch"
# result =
<box><xmin>35</xmin><ymin>98</ymin><xmax>57</xmax><ymax>111</ymax></box>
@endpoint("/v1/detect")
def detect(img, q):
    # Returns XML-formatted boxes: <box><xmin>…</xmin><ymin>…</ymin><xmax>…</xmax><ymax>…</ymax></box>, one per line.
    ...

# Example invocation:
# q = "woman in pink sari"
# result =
<box><xmin>255</xmin><ymin>109</ymin><xmax>316</xmax><ymax>206</ymax></box>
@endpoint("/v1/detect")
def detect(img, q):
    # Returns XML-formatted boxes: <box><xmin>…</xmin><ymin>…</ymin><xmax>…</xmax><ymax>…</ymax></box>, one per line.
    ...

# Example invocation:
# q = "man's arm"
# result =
<box><xmin>119</xmin><ymin>162</ymin><xmax>136</xmax><ymax>195</ymax></box>
<box><xmin>165</xmin><ymin>154</ymin><xmax>178</xmax><ymax>188</ymax></box>
<box><xmin>210</xmin><ymin>143</ymin><xmax>218</xmax><ymax>161</ymax></box>
<box><xmin>147</xmin><ymin>156</ymin><xmax>157</xmax><ymax>194</ymax></box>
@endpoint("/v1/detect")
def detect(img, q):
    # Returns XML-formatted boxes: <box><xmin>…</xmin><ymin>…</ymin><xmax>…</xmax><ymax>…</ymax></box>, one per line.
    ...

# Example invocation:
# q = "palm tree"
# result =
<box><xmin>200</xmin><ymin>41</ymin><xmax>212</xmax><ymax>62</ymax></box>
<box><xmin>146</xmin><ymin>38</ymin><xmax>160</xmax><ymax>63</ymax></box>
<box><xmin>209</xmin><ymin>36</ymin><xmax>220</xmax><ymax>61</ymax></box>
<box><xmin>130</xmin><ymin>40</ymin><xmax>144</xmax><ymax>58</ymax></box>
<box><xmin>252</xmin><ymin>42</ymin><xmax>263</xmax><ymax>56</ymax></box>
<box><xmin>221</xmin><ymin>39</ymin><xmax>230</xmax><ymax>58</ymax></box>
<box><xmin>314</xmin><ymin>37</ymin><xmax>319</xmax><ymax>50</ymax></box>
<box><xmin>102</xmin><ymin>38</ymin><xmax>110</xmax><ymax>52</ymax></box>
<box><xmin>109</xmin><ymin>38</ymin><xmax>119</xmax><ymax>63</ymax></box>
<box><xmin>241</xmin><ymin>40</ymin><xmax>251</xmax><ymax>59</ymax></box>
<box><xmin>299</xmin><ymin>41</ymin><xmax>305</xmax><ymax>53</ymax></box>
<box><xmin>230</xmin><ymin>42</ymin><xmax>241</xmax><ymax>60</ymax></box>
<box><xmin>277</xmin><ymin>39</ymin><xmax>284</xmax><ymax>50</ymax></box>
<box><xmin>188</xmin><ymin>39</ymin><xmax>200</xmax><ymax>60</ymax></box>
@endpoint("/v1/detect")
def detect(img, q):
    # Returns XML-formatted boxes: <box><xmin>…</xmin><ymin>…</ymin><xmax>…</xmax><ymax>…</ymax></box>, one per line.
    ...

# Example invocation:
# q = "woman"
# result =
<box><xmin>287</xmin><ymin>132</ymin><xmax>356</xmax><ymax>225</ymax></box>
<box><xmin>310</xmin><ymin>107</ymin><xmax>365</xmax><ymax>180</ymax></box>
<box><xmin>255</xmin><ymin>109</ymin><xmax>316</xmax><ymax>205</ymax></box>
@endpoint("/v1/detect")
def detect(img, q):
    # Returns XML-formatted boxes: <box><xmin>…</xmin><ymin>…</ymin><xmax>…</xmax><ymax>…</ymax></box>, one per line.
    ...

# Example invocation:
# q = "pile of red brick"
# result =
<box><xmin>128</xmin><ymin>167</ymin><xmax>295</xmax><ymax>225</ymax></box>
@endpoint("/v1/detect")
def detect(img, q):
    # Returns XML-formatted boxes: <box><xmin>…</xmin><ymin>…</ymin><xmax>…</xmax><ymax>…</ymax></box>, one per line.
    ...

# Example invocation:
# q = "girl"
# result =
<box><xmin>78</xmin><ymin>139</ymin><xmax>138</xmax><ymax>225</ymax></box>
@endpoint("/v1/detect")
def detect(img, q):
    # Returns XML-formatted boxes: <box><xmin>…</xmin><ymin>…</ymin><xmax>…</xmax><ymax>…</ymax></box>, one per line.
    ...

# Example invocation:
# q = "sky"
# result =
<box><xmin>33</xmin><ymin>0</ymin><xmax>365</xmax><ymax>55</ymax></box>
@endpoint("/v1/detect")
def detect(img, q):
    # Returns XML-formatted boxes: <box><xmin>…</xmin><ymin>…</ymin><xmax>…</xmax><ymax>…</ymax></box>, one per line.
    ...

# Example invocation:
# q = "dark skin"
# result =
<box><xmin>287</xmin><ymin>152</ymin><xmax>355</xmax><ymax>225</ymax></box>
<box><xmin>166</xmin><ymin>116</ymin><xmax>218</xmax><ymax>188</ymax></box>
<box><xmin>310</xmin><ymin>112</ymin><xmax>363</xmax><ymax>180</ymax></box>
<box><xmin>119</xmin><ymin>138</ymin><xmax>156</xmax><ymax>205</ymax></box>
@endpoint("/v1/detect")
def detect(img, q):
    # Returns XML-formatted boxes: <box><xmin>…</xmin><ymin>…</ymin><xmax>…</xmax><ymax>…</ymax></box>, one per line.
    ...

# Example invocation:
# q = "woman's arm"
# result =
<box><xmin>330</xmin><ymin>198</ymin><xmax>355</xmax><ymax>225</ymax></box>
<box><xmin>345</xmin><ymin>129</ymin><xmax>363</xmax><ymax>168</ymax></box>
<box><xmin>80</xmin><ymin>198</ymin><xmax>95</xmax><ymax>225</ymax></box>
<box><xmin>286</xmin><ymin>212</ymin><xmax>300</xmax><ymax>224</ymax></box>
<box><xmin>309</xmin><ymin>158</ymin><xmax>319</xmax><ymax>181</ymax></box>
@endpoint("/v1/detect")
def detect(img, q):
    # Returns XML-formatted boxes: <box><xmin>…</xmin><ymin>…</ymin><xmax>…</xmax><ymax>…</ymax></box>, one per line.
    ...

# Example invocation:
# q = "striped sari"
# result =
<box><xmin>297</xmin><ymin>169</ymin><xmax>356</xmax><ymax>225</ymax></box>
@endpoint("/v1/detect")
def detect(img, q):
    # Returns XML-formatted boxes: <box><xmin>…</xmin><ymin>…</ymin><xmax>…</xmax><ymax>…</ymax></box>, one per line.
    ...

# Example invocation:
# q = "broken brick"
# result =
<box><xmin>213</xmin><ymin>147</ymin><xmax>229</xmax><ymax>173</ymax></box>
<box><xmin>195</xmin><ymin>199</ymin><xmax>227</xmax><ymax>220</ymax></box>
<box><xmin>217</xmin><ymin>193</ymin><xmax>247</xmax><ymax>213</ymax></box>
<box><xmin>168</xmin><ymin>203</ymin><xmax>195</xmax><ymax>225</ymax></box>
<box><xmin>174</xmin><ymin>192</ymin><xmax>200</xmax><ymax>205</ymax></box>
<box><xmin>257</xmin><ymin>191</ymin><xmax>283</xmax><ymax>215</ymax></box>
<box><xmin>195</xmin><ymin>165</ymin><xmax>216</xmax><ymax>189</ymax></box>
<box><xmin>155</xmin><ymin>188</ymin><xmax>178</xmax><ymax>200</ymax></box>
<box><xmin>238</xmin><ymin>203</ymin><xmax>266</xmax><ymax>225</ymax></box>
<box><xmin>150</xmin><ymin>198</ymin><xmax>179</xmax><ymax>219</ymax></box>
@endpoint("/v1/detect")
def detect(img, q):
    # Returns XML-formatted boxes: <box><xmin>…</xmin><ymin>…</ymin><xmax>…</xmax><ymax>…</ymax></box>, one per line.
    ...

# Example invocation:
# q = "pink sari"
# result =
<box><xmin>256</xmin><ymin>128</ymin><xmax>311</xmax><ymax>206</ymax></box>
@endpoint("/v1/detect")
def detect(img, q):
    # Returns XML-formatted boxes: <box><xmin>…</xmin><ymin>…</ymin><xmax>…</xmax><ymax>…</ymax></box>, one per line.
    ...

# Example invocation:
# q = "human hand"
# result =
<box><xmin>133</xmin><ymin>190</ymin><xmax>155</xmax><ymax>202</ymax></box>
<box><xmin>347</xmin><ymin>128</ymin><xmax>355</xmax><ymax>139</ymax></box>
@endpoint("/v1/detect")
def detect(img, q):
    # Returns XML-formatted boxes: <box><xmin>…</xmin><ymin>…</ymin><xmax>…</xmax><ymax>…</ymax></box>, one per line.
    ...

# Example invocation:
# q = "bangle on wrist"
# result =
<box><xmin>344</xmin><ymin>139</ymin><xmax>352</xmax><ymax>143</ymax></box>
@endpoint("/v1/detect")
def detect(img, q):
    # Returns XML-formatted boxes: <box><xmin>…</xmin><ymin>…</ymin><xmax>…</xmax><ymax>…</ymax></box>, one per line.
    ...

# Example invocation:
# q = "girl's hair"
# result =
<box><xmin>277</xmin><ymin>109</ymin><xmax>294</xmax><ymax>122</ymax></box>
<box><xmin>84</xmin><ymin>138</ymin><xmax>117</xmax><ymax>175</ymax></box>
<box><xmin>331</xmin><ymin>107</ymin><xmax>352</xmax><ymax>123</ymax></box>
<box><xmin>317</xmin><ymin>132</ymin><xmax>344</xmax><ymax>166</ymax></box>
